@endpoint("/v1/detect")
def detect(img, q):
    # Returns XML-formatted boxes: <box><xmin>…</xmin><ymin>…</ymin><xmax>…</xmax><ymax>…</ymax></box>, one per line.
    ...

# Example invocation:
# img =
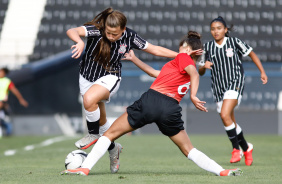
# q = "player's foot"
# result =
<box><xmin>60</xmin><ymin>168</ymin><xmax>90</xmax><ymax>176</ymax></box>
<box><xmin>244</xmin><ymin>143</ymin><xmax>253</xmax><ymax>166</ymax></box>
<box><xmin>230</xmin><ymin>148</ymin><xmax>242</xmax><ymax>163</ymax></box>
<box><xmin>75</xmin><ymin>133</ymin><xmax>101</xmax><ymax>149</ymax></box>
<box><xmin>109</xmin><ymin>142</ymin><xmax>123</xmax><ymax>173</ymax></box>
<box><xmin>220</xmin><ymin>168</ymin><xmax>243</xmax><ymax>176</ymax></box>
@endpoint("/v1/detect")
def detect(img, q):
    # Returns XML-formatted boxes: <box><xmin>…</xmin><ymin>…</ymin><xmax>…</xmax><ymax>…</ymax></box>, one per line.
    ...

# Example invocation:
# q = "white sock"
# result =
<box><xmin>224</xmin><ymin>123</ymin><xmax>236</xmax><ymax>131</ymax></box>
<box><xmin>85</xmin><ymin>107</ymin><xmax>100</xmax><ymax>122</ymax></box>
<box><xmin>99</xmin><ymin>120</ymin><xmax>113</xmax><ymax>136</ymax></box>
<box><xmin>188</xmin><ymin>148</ymin><xmax>224</xmax><ymax>176</ymax></box>
<box><xmin>236</xmin><ymin>123</ymin><xmax>242</xmax><ymax>134</ymax></box>
<box><xmin>81</xmin><ymin>136</ymin><xmax>111</xmax><ymax>170</ymax></box>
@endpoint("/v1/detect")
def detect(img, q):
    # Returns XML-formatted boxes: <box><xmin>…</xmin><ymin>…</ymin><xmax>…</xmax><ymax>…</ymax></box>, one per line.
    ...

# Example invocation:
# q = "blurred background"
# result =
<box><xmin>0</xmin><ymin>0</ymin><xmax>281</xmax><ymax>136</ymax></box>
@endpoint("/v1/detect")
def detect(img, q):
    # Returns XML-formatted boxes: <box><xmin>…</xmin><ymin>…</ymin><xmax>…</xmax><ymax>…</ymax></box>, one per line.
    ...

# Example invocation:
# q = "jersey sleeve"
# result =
<box><xmin>234</xmin><ymin>37</ymin><xmax>253</xmax><ymax>57</ymax></box>
<box><xmin>83</xmin><ymin>25</ymin><xmax>101</xmax><ymax>38</ymax></box>
<box><xmin>130</xmin><ymin>31</ymin><xmax>148</xmax><ymax>50</ymax></box>
<box><xmin>177</xmin><ymin>53</ymin><xmax>195</xmax><ymax>73</ymax></box>
<box><xmin>8</xmin><ymin>81</ymin><xmax>14</xmax><ymax>90</ymax></box>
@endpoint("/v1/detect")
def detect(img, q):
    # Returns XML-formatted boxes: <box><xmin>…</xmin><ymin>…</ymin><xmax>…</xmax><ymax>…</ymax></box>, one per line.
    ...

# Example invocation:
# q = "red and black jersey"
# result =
<box><xmin>150</xmin><ymin>53</ymin><xmax>195</xmax><ymax>102</ymax></box>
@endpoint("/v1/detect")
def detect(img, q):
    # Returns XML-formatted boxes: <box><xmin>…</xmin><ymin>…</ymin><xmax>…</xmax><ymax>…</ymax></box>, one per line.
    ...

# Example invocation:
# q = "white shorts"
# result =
<box><xmin>79</xmin><ymin>74</ymin><xmax>121</xmax><ymax>103</ymax></box>
<box><xmin>216</xmin><ymin>90</ymin><xmax>242</xmax><ymax>113</ymax></box>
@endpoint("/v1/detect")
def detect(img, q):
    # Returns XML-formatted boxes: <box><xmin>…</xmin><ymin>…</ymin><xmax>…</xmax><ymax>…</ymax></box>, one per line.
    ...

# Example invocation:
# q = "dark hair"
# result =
<box><xmin>1</xmin><ymin>67</ymin><xmax>9</xmax><ymax>75</ymax></box>
<box><xmin>84</xmin><ymin>7</ymin><xmax>127</xmax><ymax>70</ymax></box>
<box><xmin>179</xmin><ymin>31</ymin><xmax>202</xmax><ymax>61</ymax></box>
<box><xmin>210</xmin><ymin>16</ymin><xmax>234</xmax><ymax>37</ymax></box>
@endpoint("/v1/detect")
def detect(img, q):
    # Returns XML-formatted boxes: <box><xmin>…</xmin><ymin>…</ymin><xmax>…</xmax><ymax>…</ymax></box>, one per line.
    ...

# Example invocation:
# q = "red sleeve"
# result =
<box><xmin>177</xmin><ymin>53</ymin><xmax>195</xmax><ymax>73</ymax></box>
<box><xmin>8</xmin><ymin>81</ymin><xmax>15</xmax><ymax>90</ymax></box>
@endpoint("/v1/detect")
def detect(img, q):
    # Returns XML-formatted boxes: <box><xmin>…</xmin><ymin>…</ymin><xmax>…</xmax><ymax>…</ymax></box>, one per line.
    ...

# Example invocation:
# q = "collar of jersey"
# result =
<box><xmin>214</xmin><ymin>37</ymin><xmax>227</xmax><ymax>48</ymax></box>
<box><xmin>118</xmin><ymin>29</ymin><xmax>126</xmax><ymax>41</ymax></box>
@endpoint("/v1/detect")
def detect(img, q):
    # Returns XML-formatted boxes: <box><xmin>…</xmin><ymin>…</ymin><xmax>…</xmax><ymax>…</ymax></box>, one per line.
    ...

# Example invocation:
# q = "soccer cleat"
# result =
<box><xmin>244</xmin><ymin>143</ymin><xmax>253</xmax><ymax>166</ymax></box>
<box><xmin>75</xmin><ymin>133</ymin><xmax>101</xmax><ymax>149</ymax></box>
<box><xmin>60</xmin><ymin>168</ymin><xmax>90</xmax><ymax>176</ymax></box>
<box><xmin>109</xmin><ymin>142</ymin><xmax>123</xmax><ymax>173</ymax></box>
<box><xmin>220</xmin><ymin>168</ymin><xmax>243</xmax><ymax>176</ymax></box>
<box><xmin>230</xmin><ymin>148</ymin><xmax>242</xmax><ymax>163</ymax></box>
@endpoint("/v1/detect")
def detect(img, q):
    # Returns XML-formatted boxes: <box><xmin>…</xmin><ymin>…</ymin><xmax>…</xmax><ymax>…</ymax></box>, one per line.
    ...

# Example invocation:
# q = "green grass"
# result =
<box><xmin>0</xmin><ymin>134</ymin><xmax>281</xmax><ymax>184</ymax></box>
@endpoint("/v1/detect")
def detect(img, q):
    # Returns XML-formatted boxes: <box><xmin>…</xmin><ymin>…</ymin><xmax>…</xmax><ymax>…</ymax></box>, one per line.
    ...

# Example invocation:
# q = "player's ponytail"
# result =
<box><xmin>210</xmin><ymin>16</ymin><xmax>234</xmax><ymax>37</ymax></box>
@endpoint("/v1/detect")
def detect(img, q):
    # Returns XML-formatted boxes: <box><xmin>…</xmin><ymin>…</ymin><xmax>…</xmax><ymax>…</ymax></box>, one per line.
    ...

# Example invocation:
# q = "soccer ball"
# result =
<box><xmin>64</xmin><ymin>150</ymin><xmax>88</xmax><ymax>169</ymax></box>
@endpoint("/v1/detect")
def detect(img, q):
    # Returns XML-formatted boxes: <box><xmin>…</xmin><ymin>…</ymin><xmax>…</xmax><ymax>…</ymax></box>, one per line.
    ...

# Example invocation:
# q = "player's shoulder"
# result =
<box><xmin>228</xmin><ymin>36</ymin><xmax>242</xmax><ymax>42</ymax></box>
<box><xmin>204</xmin><ymin>40</ymin><xmax>214</xmax><ymax>47</ymax></box>
<box><xmin>176</xmin><ymin>53</ymin><xmax>194</xmax><ymax>63</ymax></box>
<box><xmin>125</xmin><ymin>27</ymin><xmax>138</xmax><ymax>36</ymax></box>
<box><xmin>177</xmin><ymin>53</ymin><xmax>190</xmax><ymax>58</ymax></box>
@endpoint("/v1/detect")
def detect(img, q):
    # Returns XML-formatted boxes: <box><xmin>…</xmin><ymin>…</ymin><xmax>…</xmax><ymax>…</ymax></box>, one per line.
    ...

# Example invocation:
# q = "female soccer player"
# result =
<box><xmin>66</xmin><ymin>7</ymin><xmax>178</xmax><ymax>173</ymax></box>
<box><xmin>61</xmin><ymin>31</ymin><xmax>242</xmax><ymax>176</ymax></box>
<box><xmin>198</xmin><ymin>16</ymin><xmax>268</xmax><ymax>166</ymax></box>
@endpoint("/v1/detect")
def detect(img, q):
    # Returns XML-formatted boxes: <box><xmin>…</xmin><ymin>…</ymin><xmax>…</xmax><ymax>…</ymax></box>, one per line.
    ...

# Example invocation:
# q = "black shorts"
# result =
<box><xmin>127</xmin><ymin>89</ymin><xmax>184</xmax><ymax>136</ymax></box>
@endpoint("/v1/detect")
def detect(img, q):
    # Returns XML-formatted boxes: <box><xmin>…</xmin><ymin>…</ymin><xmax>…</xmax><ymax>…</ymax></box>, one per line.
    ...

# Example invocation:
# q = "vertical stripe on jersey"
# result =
<box><xmin>80</xmin><ymin>26</ymin><xmax>147</xmax><ymax>82</ymax></box>
<box><xmin>204</xmin><ymin>37</ymin><xmax>251</xmax><ymax>102</ymax></box>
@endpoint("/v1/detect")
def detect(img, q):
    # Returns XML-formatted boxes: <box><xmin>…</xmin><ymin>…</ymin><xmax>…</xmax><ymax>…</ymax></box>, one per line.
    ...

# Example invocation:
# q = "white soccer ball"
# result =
<box><xmin>65</xmin><ymin>150</ymin><xmax>88</xmax><ymax>169</ymax></box>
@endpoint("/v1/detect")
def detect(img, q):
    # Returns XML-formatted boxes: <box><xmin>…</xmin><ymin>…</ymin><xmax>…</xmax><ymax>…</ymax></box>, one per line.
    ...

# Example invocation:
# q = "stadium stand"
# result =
<box><xmin>29</xmin><ymin>0</ymin><xmax>282</xmax><ymax>62</ymax></box>
<box><xmin>0</xmin><ymin>0</ymin><xmax>281</xmax><ymax>115</ymax></box>
<box><xmin>0</xmin><ymin>0</ymin><xmax>8</xmax><ymax>33</ymax></box>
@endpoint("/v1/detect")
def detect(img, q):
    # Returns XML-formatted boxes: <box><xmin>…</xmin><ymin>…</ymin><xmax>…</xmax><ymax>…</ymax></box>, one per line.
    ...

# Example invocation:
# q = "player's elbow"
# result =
<box><xmin>198</xmin><ymin>67</ymin><xmax>206</xmax><ymax>76</ymax></box>
<box><xmin>148</xmin><ymin>70</ymin><xmax>159</xmax><ymax>78</ymax></box>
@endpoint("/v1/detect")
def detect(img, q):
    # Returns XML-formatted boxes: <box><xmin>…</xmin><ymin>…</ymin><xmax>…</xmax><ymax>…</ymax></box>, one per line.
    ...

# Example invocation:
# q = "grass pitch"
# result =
<box><xmin>0</xmin><ymin>134</ymin><xmax>281</xmax><ymax>184</ymax></box>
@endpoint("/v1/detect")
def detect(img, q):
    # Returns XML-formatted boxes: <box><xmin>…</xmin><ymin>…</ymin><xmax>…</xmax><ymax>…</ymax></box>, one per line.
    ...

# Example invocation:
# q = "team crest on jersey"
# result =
<box><xmin>226</xmin><ymin>48</ymin><xmax>234</xmax><ymax>57</ymax></box>
<box><xmin>118</xmin><ymin>44</ymin><xmax>127</xmax><ymax>54</ymax></box>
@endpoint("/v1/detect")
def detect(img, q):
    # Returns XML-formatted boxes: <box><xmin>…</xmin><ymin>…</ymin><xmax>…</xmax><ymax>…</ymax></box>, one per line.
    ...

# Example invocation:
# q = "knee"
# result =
<box><xmin>83</xmin><ymin>94</ymin><xmax>98</xmax><ymax>111</ymax></box>
<box><xmin>220</xmin><ymin>111</ymin><xmax>230</xmax><ymax>122</ymax></box>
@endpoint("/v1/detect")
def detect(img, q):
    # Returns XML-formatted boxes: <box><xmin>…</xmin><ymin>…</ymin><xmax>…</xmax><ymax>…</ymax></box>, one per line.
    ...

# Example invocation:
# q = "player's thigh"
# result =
<box><xmin>221</xmin><ymin>99</ymin><xmax>238</xmax><ymax>117</ymax></box>
<box><xmin>104</xmin><ymin>112</ymin><xmax>135</xmax><ymax>141</ymax></box>
<box><xmin>83</xmin><ymin>84</ymin><xmax>110</xmax><ymax>109</ymax></box>
<box><xmin>169</xmin><ymin>130</ymin><xmax>194</xmax><ymax>157</ymax></box>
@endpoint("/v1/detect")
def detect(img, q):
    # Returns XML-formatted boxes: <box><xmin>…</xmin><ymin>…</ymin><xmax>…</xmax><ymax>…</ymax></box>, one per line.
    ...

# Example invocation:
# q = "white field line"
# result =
<box><xmin>3</xmin><ymin>135</ymin><xmax>78</xmax><ymax>156</ymax></box>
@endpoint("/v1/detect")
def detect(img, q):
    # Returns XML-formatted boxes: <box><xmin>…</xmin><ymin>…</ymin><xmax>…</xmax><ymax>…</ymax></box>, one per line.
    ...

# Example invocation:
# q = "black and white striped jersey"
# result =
<box><xmin>80</xmin><ymin>25</ymin><xmax>148</xmax><ymax>82</ymax></box>
<box><xmin>204</xmin><ymin>37</ymin><xmax>252</xmax><ymax>102</ymax></box>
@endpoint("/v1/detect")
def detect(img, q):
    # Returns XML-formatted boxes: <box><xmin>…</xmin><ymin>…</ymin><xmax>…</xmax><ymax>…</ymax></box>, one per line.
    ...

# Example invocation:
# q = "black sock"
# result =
<box><xmin>108</xmin><ymin>142</ymin><xmax>115</xmax><ymax>151</ymax></box>
<box><xmin>226</xmin><ymin>128</ymin><xmax>240</xmax><ymax>150</ymax></box>
<box><xmin>87</xmin><ymin>120</ymin><xmax>99</xmax><ymax>134</ymax></box>
<box><xmin>237</xmin><ymin>131</ymin><xmax>248</xmax><ymax>151</ymax></box>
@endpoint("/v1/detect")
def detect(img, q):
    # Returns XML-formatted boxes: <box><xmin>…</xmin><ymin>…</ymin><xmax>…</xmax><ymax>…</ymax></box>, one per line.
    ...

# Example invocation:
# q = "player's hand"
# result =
<box><xmin>190</xmin><ymin>96</ymin><xmax>208</xmax><ymax>112</ymax></box>
<box><xmin>71</xmin><ymin>41</ymin><xmax>85</xmax><ymax>59</ymax></box>
<box><xmin>261</xmin><ymin>72</ymin><xmax>268</xmax><ymax>84</ymax></box>
<box><xmin>19</xmin><ymin>99</ymin><xmax>29</xmax><ymax>107</ymax></box>
<box><xmin>204</xmin><ymin>61</ymin><xmax>213</xmax><ymax>69</ymax></box>
<box><xmin>188</xmin><ymin>49</ymin><xmax>203</xmax><ymax>57</ymax></box>
<box><xmin>122</xmin><ymin>50</ymin><xmax>136</xmax><ymax>61</ymax></box>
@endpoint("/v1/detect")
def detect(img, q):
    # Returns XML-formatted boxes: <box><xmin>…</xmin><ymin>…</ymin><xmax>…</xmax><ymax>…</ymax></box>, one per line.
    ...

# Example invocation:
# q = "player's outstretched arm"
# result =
<box><xmin>122</xmin><ymin>50</ymin><xmax>160</xmax><ymax>78</ymax></box>
<box><xmin>10</xmin><ymin>85</ymin><xmax>28</xmax><ymax>107</ymax></box>
<box><xmin>185</xmin><ymin>65</ymin><xmax>207</xmax><ymax>112</ymax></box>
<box><xmin>66</xmin><ymin>27</ymin><xmax>85</xmax><ymax>59</ymax></box>
<box><xmin>248</xmin><ymin>51</ymin><xmax>268</xmax><ymax>84</ymax></box>
<box><xmin>143</xmin><ymin>43</ymin><xmax>178</xmax><ymax>59</ymax></box>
